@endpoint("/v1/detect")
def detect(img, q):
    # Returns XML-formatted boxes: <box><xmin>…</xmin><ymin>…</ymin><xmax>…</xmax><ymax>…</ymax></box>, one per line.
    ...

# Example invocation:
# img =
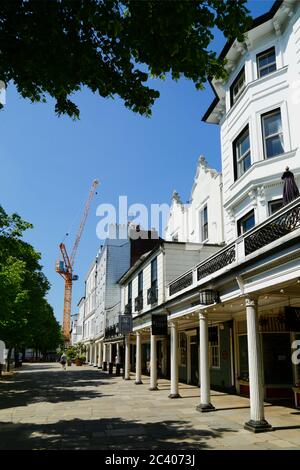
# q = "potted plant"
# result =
<box><xmin>72</xmin><ymin>342</ymin><xmax>87</xmax><ymax>366</ymax></box>
<box><xmin>75</xmin><ymin>355</ymin><xmax>86</xmax><ymax>366</ymax></box>
<box><xmin>66</xmin><ymin>346</ymin><xmax>77</xmax><ymax>366</ymax></box>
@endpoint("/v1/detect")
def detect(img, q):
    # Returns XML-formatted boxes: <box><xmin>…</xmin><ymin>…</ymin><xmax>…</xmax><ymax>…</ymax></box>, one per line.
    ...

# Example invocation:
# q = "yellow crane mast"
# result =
<box><xmin>56</xmin><ymin>179</ymin><xmax>99</xmax><ymax>342</ymax></box>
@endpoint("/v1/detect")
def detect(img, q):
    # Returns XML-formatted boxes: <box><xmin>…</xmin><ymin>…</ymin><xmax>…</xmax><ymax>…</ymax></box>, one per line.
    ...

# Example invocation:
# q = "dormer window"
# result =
<box><xmin>230</xmin><ymin>67</ymin><xmax>245</xmax><ymax>106</ymax></box>
<box><xmin>257</xmin><ymin>47</ymin><xmax>276</xmax><ymax>78</ymax></box>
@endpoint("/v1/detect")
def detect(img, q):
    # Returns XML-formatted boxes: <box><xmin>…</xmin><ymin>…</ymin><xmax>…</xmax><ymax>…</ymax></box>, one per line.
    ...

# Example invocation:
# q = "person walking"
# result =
<box><xmin>60</xmin><ymin>352</ymin><xmax>67</xmax><ymax>370</ymax></box>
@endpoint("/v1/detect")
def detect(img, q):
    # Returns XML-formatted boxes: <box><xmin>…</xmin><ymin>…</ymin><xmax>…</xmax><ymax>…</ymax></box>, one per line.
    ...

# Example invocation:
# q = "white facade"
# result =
<box><xmin>120</xmin><ymin>241</ymin><xmax>222</xmax><ymax>319</ymax></box>
<box><xmin>94</xmin><ymin>238</ymin><xmax>131</xmax><ymax>338</ymax></box>
<box><xmin>71</xmin><ymin>297</ymin><xmax>84</xmax><ymax>344</ymax></box>
<box><xmin>165</xmin><ymin>155</ymin><xmax>224</xmax><ymax>245</ymax></box>
<box><xmin>204</xmin><ymin>0</ymin><xmax>300</xmax><ymax>243</ymax></box>
<box><xmin>83</xmin><ymin>262</ymin><xmax>96</xmax><ymax>342</ymax></box>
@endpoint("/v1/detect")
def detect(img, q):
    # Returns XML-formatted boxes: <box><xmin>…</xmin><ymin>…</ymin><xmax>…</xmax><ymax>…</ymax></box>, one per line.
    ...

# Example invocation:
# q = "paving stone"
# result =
<box><xmin>1</xmin><ymin>363</ymin><xmax>300</xmax><ymax>450</ymax></box>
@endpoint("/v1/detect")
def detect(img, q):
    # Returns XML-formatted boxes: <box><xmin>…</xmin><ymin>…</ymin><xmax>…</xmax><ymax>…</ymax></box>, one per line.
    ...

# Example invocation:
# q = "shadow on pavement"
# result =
<box><xmin>0</xmin><ymin>416</ymin><xmax>238</xmax><ymax>450</ymax></box>
<box><xmin>0</xmin><ymin>367</ymin><xmax>116</xmax><ymax>410</ymax></box>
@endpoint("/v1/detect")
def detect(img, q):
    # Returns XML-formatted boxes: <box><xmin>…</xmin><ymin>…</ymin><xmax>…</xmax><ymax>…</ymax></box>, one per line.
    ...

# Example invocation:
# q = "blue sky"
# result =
<box><xmin>0</xmin><ymin>1</ymin><xmax>275</xmax><ymax>323</ymax></box>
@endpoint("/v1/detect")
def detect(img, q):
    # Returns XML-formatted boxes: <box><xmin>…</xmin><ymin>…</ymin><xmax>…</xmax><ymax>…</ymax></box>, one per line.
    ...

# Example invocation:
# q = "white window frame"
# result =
<box><xmin>237</xmin><ymin>209</ymin><xmax>255</xmax><ymax>237</ymax></box>
<box><xmin>268</xmin><ymin>198</ymin><xmax>283</xmax><ymax>216</ymax></box>
<box><xmin>209</xmin><ymin>325</ymin><xmax>220</xmax><ymax>369</ymax></box>
<box><xmin>234</xmin><ymin>126</ymin><xmax>251</xmax><ymax>179</ymax></box>
<box><xmin>257</xmin><ymin>47</ymin><xmax>276</xmax><ymax>79</ymax></box>
<box><xmin>261</xmin><ymin>108</ymin><xmax>284</xmax><ymax>159</ymax></box>
<box><xmin>200</xmin><ymin>205</ymin><xmax>208</xmax><ymax>242</ymax></box>
<box><xmin>230</xmin><ymin>67</ymin><xmax>246</xmax><ymax>106</ymax></box>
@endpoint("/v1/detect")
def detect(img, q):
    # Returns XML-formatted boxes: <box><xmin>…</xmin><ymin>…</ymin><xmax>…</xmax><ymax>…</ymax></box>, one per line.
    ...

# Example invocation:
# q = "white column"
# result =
<box><xmin>196</xmin><ymin>312</ymin><xmax>215</xmax><ymax>412</ymax></box>
<box><xmin>93</xmin><ymin>344</ymin><xmax>97</xmax><ymax>366</ymax></box>
<box><xmin>149</xmin><ymin>330</ymin><xmax>158</xmax><ymax>390</ymax></box>
<box><xmin>103</xmin><ymin>343</ymin><xmax>107</xmax><ymax>371</ymax></box>
<box><xmin>89</xmin><ymin>345</ymin><xmax>92</xmax><ymax>364</ymax></box>
<box><xmin>135</xmin><ymin>331</ymin><xmax>143</xmax><ymax>384</ymax></box>
<box><xmin>169</xmin><ymin>322</ymin><xmax>181</xmax><ymax>398</ymax></box>
<box><xmin>97</xmin><ymin>342</ymin><xmax>103</xmax><ymax>368</ymax></box>
<box><xmin>116</xmin><ymin>343</ymin><xmax>120</xmax><ymax>364</ymax></box>
<box><xmin>244</xmin><ymin>296</ymin><xmax>272</xmax><ymax>432</ymax></box>
<box><xmin>109</xmin><ymin>343</ymin><xmax>113</xmax><ymax>363</ymax></box>
<box><xmin>124</xmin><ymin>335</ymin><xmax>131</xmax><ymax>380</ymax></box>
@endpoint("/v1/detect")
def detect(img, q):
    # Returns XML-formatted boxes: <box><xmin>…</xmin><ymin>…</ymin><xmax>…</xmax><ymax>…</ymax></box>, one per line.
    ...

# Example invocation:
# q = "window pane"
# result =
<box><xmin>269</xmin><ymin>199</ymin><xmax>283</xmax><ymax>215</ymax></box>
<box><xmin>263</xmin><ymin>112</ymin><xmax>282</xmax><ymax>137</ymax></box>
<box><xmin>243</xmin><ymin>152</ymin><xmax>251</xmax><ymax>173</ymax></box>
<box><xmin>231</xmin><ymin>68</ymin><xmax>245</xmax><ymax>105</ymax></box>
<box><xmin>151</xmin><ymin>258</ymin><xmax>157</xmax><ymax>283</ymax></box>
<box><xmin>235</xmin><ymin>127</ymin><xmax>251</xmax><ymax>178</ymax></box>
<box><xmin>201</xmin><ymin>206</ymin><xmax>208</xmax><ymax>241</ymax></box>
<box><xmin>239</xmin><ymin>133</ymin><xmax>250</xmax><ymax>156</ymax></box>
<box><xmin>244</xmin><ymin>214</ymin><xmax>255</xmax><ymax>232</ymax></box>
<box><xmin>138</xmin><ymin>272</ymin><xmax>143</xmax><ymax>294</ymax></box>
<box><xmin>259</xmin><ymin>63</ymin><xmax>276</xmax><ymax>77</ymax></box>
<box><xmin>203</xmin><ymin>206</ymin><xmax>208</xmax><ymax>224</ymax></box>
<box><xmin>238</xmin><ymin>210</ymin><xmax>255</xmax><ymax>235</ymax></box>
<box><xmin>266</xmin><ymin>135</ymin><xmax>284</xmax><ymax>158</ymax></box>
<box><xmin>259</xmin><ymin>50</ymin><xmax>275</xmax><ymax>68</ymax></box>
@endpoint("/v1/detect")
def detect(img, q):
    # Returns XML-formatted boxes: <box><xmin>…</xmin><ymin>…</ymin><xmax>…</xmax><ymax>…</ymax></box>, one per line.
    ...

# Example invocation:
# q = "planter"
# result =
<box><xmin>75</xmin><ymin>359</ymin><xmax>84</xmax><ymax>366</ymax></box>
<box><xmin>292</xmin><ymin>387</ymin><xmax>300</xmax><ymax>409</ymax></box>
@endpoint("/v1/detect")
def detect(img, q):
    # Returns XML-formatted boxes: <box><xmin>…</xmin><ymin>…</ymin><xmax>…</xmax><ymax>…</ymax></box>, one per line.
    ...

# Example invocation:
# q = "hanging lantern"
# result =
<box><xmin>199</xmin><ymin>290</ymin><xmax>220</xmax><ymax>305</ymax></box>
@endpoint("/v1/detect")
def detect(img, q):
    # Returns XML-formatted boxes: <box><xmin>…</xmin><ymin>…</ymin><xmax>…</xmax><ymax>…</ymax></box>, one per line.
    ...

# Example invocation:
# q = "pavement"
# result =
<box><xmin>0</xmin><ymin>363</ymin><xmax>299</xmax><ymax>450</ymax></box>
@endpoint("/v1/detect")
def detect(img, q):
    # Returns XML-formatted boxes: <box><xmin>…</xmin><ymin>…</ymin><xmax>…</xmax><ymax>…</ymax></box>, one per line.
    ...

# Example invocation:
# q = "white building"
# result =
<box><xmin>203</xmin><ymin>0</ymin><xmax>300</xmax><ymax>243</ymax></box>
<box><xmin>120</xmin><ymin>0</ymin><xmax>300</xmax><ymax>434</ymax></box>
<box><xmin>165</xmin><ymin>155</ymin><xmax>224</xmax><ymax>245</ymax></box>
<box><xmin>118</xmin><ymin>240</ymin><xmax>222</xmax><ymax>382</ymax></box>
<box><xmin>80</xmin><ymin>226</ymin><xmax>162</xmax><ymax>369</ymax></box>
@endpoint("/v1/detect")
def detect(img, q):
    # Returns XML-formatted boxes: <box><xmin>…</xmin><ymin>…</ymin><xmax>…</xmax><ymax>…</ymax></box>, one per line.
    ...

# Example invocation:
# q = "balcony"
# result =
<box><xmin>135</xmin><ymin>295</ymin><xmax>143</xmax><ymax>312</ymax></box>
<box><xmin>147</xmin><ymin>285</ymin><xmax>158</xmax><ymax>305</ymax></box>
<box><xmin>105</xmin><ymin>324</ymin><xmax>122</xmax><ymax>339</ymax></box>
<box><xmin>168</xmin><ymin>197</ymin><xmax>300</xmax><ymax>298</ymax></box>
<box><xmin>169</xmin><ymin>272</ymin><xmax>193</xmax><ymax>297</ymax></box>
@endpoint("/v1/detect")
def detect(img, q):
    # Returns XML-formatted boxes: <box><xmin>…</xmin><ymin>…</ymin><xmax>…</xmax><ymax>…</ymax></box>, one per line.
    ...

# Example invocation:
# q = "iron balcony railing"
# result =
<box><xmin>168</xmin><ymin>197</ymin><xmax>300</xmax><ymax>298</ymax></box>
<box><xmin>244</xmin><ymin>199</ymin><xmax>300</xmax><ymax>255</ymax></box>
<box><xmin>169</xmin><ymin>271</ymin><xmax>193</xmax><ymax>297</ymax></box>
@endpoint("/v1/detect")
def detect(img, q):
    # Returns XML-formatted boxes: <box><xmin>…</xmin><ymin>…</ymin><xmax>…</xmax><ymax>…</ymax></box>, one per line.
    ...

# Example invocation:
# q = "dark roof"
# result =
<box><xmin>202</xmin><ymin>0</ymin><xmax>284</xmax><ymax>122</ymax></box>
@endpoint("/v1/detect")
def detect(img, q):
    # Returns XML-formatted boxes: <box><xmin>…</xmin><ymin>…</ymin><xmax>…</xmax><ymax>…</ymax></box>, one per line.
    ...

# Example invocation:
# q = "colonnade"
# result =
<box><xmin>83</xmin><ymin>294</ymin><xmax>271</xmax><ymax>432</ymax></box>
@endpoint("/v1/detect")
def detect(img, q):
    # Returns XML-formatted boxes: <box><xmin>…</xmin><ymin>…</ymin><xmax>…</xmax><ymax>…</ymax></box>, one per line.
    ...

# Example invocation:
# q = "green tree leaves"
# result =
<box><xmin>0</xmin><ymin>0</ymin><xmax>251</xmax><ymax>118</ymax></box>
<box><xmin>0</xmin><ymin>205</ymin><xmax>61</xmax><ymax>357</ymax></box>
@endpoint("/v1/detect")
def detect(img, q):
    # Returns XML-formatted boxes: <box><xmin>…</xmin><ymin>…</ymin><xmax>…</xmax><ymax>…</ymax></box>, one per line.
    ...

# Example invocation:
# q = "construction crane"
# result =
<box><xmin>56</xmin><ymin>179</ymin><xmax>99</xmax><ymax>343</ymax></box>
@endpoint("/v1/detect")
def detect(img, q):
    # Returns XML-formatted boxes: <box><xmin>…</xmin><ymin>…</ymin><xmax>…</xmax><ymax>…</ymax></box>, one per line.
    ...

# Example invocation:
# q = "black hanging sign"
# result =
<box><xmin>152</xmin><ymin>314</ymin><xmax>168</xmax><ymax>336</ymax></box>
<box><xmin>118</xmin><ymin>314</ymin><xmax>133</xmax><ymax>334</ymax></box>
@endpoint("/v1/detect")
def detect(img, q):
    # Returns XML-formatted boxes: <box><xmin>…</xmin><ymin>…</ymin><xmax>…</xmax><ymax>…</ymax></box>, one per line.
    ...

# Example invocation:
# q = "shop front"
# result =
<box><xmin>235</xmin><ymin>306</ymin><xmax>300</xmax><ymax>402</ymax></box>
